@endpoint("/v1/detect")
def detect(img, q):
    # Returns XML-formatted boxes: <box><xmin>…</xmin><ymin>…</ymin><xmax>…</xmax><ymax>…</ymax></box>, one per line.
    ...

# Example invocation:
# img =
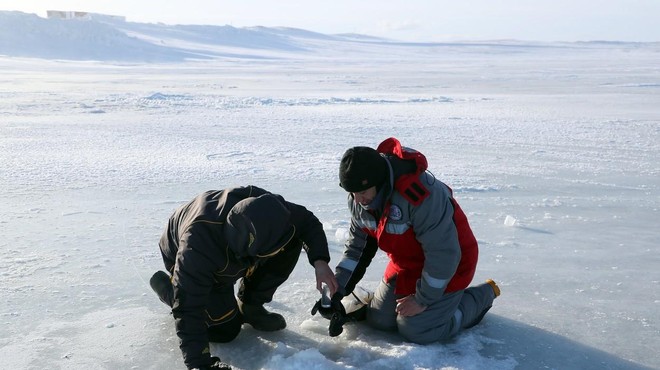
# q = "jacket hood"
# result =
<box><xmin>224</xmin><ymin>194</ymin><xmax>295</xmax><ymax>258</ymax></box>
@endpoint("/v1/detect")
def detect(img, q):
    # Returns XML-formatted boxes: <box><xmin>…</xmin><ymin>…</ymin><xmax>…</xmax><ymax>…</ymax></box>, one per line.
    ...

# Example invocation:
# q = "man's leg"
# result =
<box><xmin>237</xmin><ymin>238</ymin><xmax>303</xmax><ymax>304</ymax></box>
<box><xmin>459</xmin><ymin>280</ymin><xmax>500</xmax><ymax>329</ymax></box>
<box><xmin>150</xmin><ymin>269</ymin><xmax>242</xmax><ymax>342</ymax></box>
<box><xmin>206</xmin><ymin>284</ymin><xmax>243</xmax><ymax>343</ymax></box>
<box><xmin>366</xmin><ymin>277</ymin><xmax>400</xmax><ymax>331</ymax></box>
<box><xmin>397</xmin><ymin>290</ymin><xmax>464</xmax><ymax>344</ymax></box>
<box><xmin>398</xmin><ymin>280</ymin><xmax>500</xmax><ymax>343</ymax></box>
<box><xmin>237</xmin><ymin>238</ymin><xmax>303</xmax><ymax>331</ymax></box>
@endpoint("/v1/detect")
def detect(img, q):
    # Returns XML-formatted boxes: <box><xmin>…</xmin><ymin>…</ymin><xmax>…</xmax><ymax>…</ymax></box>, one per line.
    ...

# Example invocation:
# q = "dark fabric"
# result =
<box><xmin>150</xmin><ymin>270</ymin><xmax>174</xmax><ymax>307</ymax></box>
<box><xmin>339</xmin><ymin>146</ymin><xmax>388</xmax><ymax>192</ymax></box>
<box><xmin>206</xmin><ymin>284</ymin><xmax>243</xmax><ymax>343</ymax></box>
<box><xmin>237</xmin><ymin>238</ymin><xmax>303</xmax><ymax>304</ymax></box>
<box><xmin>385</xmin><ymin>155</ymin><xmax>418</xmax><ymax>184</ymax></box>
<box><xmin>156</xmin><ymin>185</ymin><xmax>330</xmax><ymax>369</ymax></box>
<box><xmin>377</xmin><ymin>137</ymin><xmax>428</xmax><ymax>176</ymax></box>
<box><xmin>225</xmin><ymin>194</ymin><xmax>295</xmax><ymax>257</ymax></box>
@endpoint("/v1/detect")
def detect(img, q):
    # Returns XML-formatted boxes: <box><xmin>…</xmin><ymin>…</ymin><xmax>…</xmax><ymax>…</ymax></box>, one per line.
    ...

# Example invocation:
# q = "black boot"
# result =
<box><xmin>150</xmin><ymin>271</ymin><xmax>174</xmax><ymax>307</ymax></box>
<box><xmin>239</xmin><ymin>301</ymin><xmax>286</xmax><ymax>331</ymax></box>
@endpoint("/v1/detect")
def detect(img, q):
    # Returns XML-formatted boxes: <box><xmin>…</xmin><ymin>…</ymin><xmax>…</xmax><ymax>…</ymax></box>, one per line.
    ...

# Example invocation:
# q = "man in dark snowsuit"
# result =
<box><xmin>150</xmin><ymin>185</ymin><xmax>337</xmax><ymax>370</ymax></box>
<box><xmin>330</xmin><ymin>137</ymin><xmax>500</xmax><ymax>343</ymax></box>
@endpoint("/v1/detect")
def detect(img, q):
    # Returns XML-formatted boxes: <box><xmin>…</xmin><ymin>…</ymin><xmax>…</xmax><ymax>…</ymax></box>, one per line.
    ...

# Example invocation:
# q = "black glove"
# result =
<box><xmin>191</xmin><ymin>356</ymin><xmax>232</xmax><ymax>370</ymax></box>
<box><xmin>311</xmin><ymin>292</ymin><xmax>347</xmax><ymax>337</ymax></box>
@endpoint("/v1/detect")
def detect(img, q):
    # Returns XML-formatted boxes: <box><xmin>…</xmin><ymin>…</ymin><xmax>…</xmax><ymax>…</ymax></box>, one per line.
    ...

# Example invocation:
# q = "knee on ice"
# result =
<box><xmin>397</xmin><ymin>319</ymin><xmax>454</xmax><ymax>344</ymax></box>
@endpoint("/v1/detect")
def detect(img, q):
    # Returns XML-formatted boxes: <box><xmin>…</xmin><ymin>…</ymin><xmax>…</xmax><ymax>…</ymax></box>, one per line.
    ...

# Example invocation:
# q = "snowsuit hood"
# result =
<box><xmin>224</xmin><ymin>194</ymin><xmax>295</xmax><ymax>258</ymax></box>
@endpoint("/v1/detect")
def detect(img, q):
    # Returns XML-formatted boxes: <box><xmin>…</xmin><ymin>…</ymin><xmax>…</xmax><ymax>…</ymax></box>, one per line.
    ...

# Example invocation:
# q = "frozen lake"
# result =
<box><xmin>0</xmin><ymin>15</ymin><xmax>659</xmax><ymax>369</ymax></box>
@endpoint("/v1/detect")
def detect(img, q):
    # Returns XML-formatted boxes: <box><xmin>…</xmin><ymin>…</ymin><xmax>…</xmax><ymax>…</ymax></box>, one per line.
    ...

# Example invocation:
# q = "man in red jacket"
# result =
<box><xmin>331</xmin><ymin>137</ymin><xmax>500</xmax><ymax>343</ymax></box>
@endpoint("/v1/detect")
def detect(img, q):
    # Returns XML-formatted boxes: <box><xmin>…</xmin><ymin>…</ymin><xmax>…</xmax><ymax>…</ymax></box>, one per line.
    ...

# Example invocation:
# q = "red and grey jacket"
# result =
<box><xmin>335</xmin><ymin>138</ymin><xmax>478</xmax><ymax>307</ymax></box>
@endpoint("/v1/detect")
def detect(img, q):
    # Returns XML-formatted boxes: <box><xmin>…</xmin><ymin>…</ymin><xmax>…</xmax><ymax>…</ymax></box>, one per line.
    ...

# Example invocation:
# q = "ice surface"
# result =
<box><xmin>1</xmin><ymin>11</ymin><xmax>658</xmax><ymax>370</ymax></box>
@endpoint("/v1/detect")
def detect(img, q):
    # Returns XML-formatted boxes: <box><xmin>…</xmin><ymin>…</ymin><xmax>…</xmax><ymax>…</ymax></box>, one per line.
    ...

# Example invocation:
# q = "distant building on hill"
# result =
<box><xmin>46</xmin><ymin>10</ymin><xmax>126</xmax><ymax>22</ymax></box>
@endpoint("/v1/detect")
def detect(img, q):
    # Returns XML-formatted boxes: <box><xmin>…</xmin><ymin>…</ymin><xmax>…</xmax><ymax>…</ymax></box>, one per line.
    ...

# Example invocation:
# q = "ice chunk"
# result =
<box><xmin>504</xmin><ymin>215</ymin><xmax>517</xmax><ymax>227</ymax></box>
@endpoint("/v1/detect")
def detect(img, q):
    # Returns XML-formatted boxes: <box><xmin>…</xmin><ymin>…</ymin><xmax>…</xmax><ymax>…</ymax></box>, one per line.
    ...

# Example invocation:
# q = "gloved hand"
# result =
<box><xmin>311</xmin><ymin>292</ymin><xmax>347</xmax><ymax>337</ymax></box>
<box><xmin>191</xmin><ymin>356</ymin><xmax>232</xmax><ymax>370</ymax></box>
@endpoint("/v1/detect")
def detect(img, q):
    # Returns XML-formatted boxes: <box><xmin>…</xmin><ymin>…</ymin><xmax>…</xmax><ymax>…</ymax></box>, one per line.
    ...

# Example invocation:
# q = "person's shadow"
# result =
<box><xmin>476</xmin><ymin>315</ymin><xmax>654</xmax><ymax>370</ymax></box>
<box><xmin>210</xmin><ymin>314</ymin><xmax>654</xmax><ymax>370</ymax></box>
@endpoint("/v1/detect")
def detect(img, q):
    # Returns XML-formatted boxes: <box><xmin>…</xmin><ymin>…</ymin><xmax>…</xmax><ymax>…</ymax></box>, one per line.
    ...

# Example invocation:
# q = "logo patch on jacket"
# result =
<box><xmin>388</xmin><ymin>205</ymin><xmax>403</xmax><ymax>221</ymax></box>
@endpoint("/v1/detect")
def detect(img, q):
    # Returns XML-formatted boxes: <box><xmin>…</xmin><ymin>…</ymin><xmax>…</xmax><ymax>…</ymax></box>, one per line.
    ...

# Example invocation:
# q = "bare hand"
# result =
<box><xmin>314</xmin><ymin>260</ymin><xmax>338</xmax><ymax>295</ymax></box>
<box><xmin>395</xmin><ymin>295</ymin><xmax>426</xmax><ymax>317</ymax></box>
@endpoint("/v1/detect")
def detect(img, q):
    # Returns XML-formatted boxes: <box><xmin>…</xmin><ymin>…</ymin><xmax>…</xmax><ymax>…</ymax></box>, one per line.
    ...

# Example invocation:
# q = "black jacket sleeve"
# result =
<box><xmin>171</xmin><ymin>224</ymin><xmax>221</xmax><ymax>369</ymax></box>
<box><xmin>284</xmin><ymin>200</ymin><xmax>331</xmax><ymax>265</ymax></box>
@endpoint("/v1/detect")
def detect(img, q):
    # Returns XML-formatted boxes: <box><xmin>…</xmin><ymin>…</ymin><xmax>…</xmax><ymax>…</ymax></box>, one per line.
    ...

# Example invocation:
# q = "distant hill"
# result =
<box><xmin>0</xmin><ymin>11</ymin><xmax>392</xmax><ymax>62</ymax></box>
<box><xmin>1</xmin><ymin>11</ymin><xmax>656</xmax><ymax>62</ymax></box>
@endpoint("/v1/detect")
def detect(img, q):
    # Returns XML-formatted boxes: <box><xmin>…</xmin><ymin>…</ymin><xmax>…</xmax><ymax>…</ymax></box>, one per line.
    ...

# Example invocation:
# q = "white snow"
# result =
<box><xmin>1</xmin><ymin>11</ymin><xmax>659</xmax><ymax>370</ymax></box>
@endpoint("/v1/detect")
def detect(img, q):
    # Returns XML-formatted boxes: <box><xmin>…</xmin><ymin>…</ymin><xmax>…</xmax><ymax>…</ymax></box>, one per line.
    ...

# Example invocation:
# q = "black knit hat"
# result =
<box><xmin>339</xmin><ymin>146</ymin><xmax>388</xmax><ymax>192</ymax></box>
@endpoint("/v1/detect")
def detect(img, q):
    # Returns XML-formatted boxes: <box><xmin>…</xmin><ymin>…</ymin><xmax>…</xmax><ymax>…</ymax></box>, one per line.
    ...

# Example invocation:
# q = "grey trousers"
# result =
<box><xmin>366</xmin><ymin>277</ymin><xmax>496</xmax><ymax>344</ymax></box>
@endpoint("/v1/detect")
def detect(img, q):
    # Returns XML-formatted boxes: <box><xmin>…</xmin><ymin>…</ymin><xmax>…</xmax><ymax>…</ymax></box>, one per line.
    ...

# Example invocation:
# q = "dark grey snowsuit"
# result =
<box><xmin>157</xmin><ymin>185</ymin><xmax>330</xmax><ymax>369</ymax></box>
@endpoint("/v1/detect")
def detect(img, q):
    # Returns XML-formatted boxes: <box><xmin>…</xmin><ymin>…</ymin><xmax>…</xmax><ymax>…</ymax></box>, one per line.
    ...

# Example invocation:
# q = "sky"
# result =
<box><xmin>1</xmin><ymin>0</ymin><xmax>659</xmax><ymax>42</ymax></box>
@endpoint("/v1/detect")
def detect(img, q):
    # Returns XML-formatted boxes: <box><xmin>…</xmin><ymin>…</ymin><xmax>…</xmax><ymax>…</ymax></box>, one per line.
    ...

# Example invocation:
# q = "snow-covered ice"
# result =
<box><xmin>1</xmin><ymin>11</ymin><xmax>658</xmax><ymax>370</ymax></box>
